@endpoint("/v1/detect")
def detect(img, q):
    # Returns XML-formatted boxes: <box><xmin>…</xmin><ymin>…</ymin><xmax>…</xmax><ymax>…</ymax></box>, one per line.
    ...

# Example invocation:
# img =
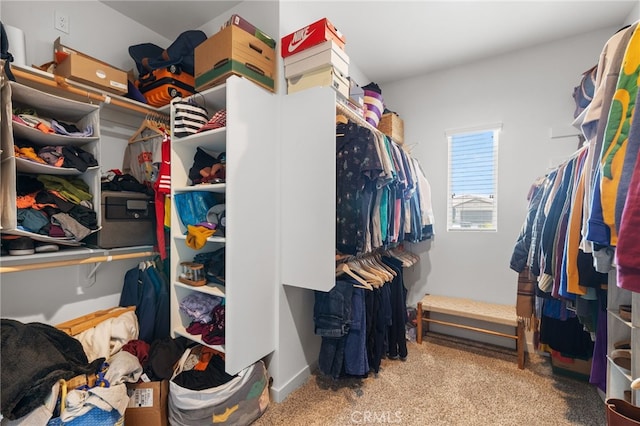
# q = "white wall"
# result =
<box><xmin>0</xmin><ymin>1</ymin><xmax>171</xmax><ymax>72</ymax></box>
<box><xmin>382</xmin><ymin>26</ymin><xmax>621</xmax><ymax>308</ymax></box>
<box><xmin>0</xmin><ymin>1</ymin><xmax>172</xmax><ymax>325</ymax></box>
<box><xmin>625</xmin><ymin>2</ymin><xmax>640</xmax><ymax>25</ymax></box>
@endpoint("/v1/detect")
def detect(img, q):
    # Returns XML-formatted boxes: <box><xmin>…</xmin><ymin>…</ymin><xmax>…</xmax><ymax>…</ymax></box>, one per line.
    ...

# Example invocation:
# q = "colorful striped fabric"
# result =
<box><xmin>364</xmin><ymin>90</ymin><xmax>383</xmax><ymax>127</ymax></box>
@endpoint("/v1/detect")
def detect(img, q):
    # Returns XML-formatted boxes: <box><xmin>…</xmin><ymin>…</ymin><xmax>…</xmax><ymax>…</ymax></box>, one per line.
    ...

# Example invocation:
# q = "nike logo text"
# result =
<box><xmin>288</xmin><ymin>26</ymin><xmax>316</xmax><ymax>53</ymax></box>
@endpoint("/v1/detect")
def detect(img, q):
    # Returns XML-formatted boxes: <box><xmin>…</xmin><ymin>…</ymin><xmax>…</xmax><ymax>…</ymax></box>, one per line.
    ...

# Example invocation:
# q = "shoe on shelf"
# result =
<box><xmin>619</xmin><ymin>305</ymin><xmax>632</xmax><ymax>322</ymax></box>
<box><xmin>35</xmin><ymin>242</ymin><xmax>59</xmax><ymax>253</ymax></box>
<box><xmin>614</xmin><ymin>339</ymin><xmax>631</xmax><ymax>350</ymax></box>
<box><xmin>611</xmin><ymin>349</ymin><xmax>632</xmax><ymax>374</ymax></box>
<box><xmin>7</xmin><ymin>236</ymin><xmax>35</xmax><ymax>256</ymax></box>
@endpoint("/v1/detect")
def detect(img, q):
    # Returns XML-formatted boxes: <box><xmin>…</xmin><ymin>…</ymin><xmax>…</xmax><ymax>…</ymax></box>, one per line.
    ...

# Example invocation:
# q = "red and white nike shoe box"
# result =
<box><xmin>284</xmin><ymin>40</ymin><xmax>349</xmax><ymax>78</ymax></box>
<box><xmin>281</xmin><ymin>18</ymin><xmax>346</xmax><ymax>58</ymax></box>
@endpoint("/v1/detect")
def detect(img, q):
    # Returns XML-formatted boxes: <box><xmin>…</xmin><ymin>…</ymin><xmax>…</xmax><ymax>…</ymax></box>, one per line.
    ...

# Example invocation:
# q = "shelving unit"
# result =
<box><xmin>1</xmin><ymin>79</ymin><xmax>101</xmax><ymax>245</ymax></box>
<box><xmin>607</xmin><ymin>268</ymin><xmax>640</xmax><ymax>405</ymax></box>
<box><xmin>168</xmin><ymin>75</ymin><xmax>277</xmax><ymax>375</ymax></box>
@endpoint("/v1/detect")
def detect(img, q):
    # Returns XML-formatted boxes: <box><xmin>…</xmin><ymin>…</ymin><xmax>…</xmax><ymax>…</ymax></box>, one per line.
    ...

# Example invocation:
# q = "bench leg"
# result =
<box><xmin>517</xmin><ymin>320</ymin><xmax>525</xmax><ymax>369</ymax></box>
<box><xmin>417</xmin><ymin>302</ymin><xmax>423</xmax><ymax>344</ymax></box>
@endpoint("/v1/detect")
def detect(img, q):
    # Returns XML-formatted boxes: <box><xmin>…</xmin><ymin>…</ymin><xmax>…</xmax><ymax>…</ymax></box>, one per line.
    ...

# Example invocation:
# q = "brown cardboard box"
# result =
<box><xmin>378</xmin><ymin>113</ymin><xmax>405</xmax><ymax>144</ymax></box>
<box><xmin>550</xmin><ymin>354</ymin><xmax>592</xmax><ymax>381</ymax></box>
<box><xmin>195</xmin><ymin>25</ymin><xmax>276</xmax><ymax>92</ymax></box>
<box><xmin>53</xmin><ymin>38</ymin><xmax>128</xmax><ymax>94</ymax></box>
<box><xmin>125</xmin><ymin>380</ymin><xmax>168</xmax><ymax>426</ymax></box>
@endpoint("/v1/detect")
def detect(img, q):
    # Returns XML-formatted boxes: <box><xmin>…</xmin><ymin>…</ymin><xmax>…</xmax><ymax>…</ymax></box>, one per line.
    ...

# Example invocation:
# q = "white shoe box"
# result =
<box><xmin>284</xmin><ymin>40</ymin><xmax>349</xmax><ymax>79</ymax></box>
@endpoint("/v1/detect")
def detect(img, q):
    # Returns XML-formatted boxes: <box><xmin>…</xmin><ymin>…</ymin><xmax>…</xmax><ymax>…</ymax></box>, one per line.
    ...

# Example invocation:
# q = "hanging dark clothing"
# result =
<box><xmin>336</xmin><ymin>121</ymin><xmax>383</xmax><ymax>255</ymax></box>
<box><xmin>120</xmin><ymin>263</ymin><xmax>169</xmax><ymax>343</ymax></box>
<box><xmin>384</xmin><ymin>256</ymin><xmax>408</xmax><ymax>359</ymax></box>
<box><xmin>366</xmin><ymin>287</ymin><xmax>388</xmax><ymax>375</ymax></box>
<box><xmin>314</xmin><ymin>280</ymin><xmax>353</xmax><ymax>378</ymax></box>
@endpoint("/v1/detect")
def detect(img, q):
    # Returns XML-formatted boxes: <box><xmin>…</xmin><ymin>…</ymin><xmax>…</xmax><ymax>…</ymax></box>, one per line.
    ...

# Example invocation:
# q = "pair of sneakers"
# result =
<box><xmin>1</xmin><ymin>236</ymin><xmax>59</xmax><ymax>255</ymax></box>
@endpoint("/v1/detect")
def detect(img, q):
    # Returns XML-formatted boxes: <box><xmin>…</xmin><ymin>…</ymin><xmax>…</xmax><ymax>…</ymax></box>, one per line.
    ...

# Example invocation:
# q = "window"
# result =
<box><xmin>446</xmin><ymin>125</ymin><xmax>500</xmax><ymax>231</ymax></box>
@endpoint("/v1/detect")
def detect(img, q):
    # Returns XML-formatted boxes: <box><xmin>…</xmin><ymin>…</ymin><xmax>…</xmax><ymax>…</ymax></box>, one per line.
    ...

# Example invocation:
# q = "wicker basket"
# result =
<box><xmin>378</xmin><ymin>113</ymin><xmax>404</xmax><ymax>144</ymax></box>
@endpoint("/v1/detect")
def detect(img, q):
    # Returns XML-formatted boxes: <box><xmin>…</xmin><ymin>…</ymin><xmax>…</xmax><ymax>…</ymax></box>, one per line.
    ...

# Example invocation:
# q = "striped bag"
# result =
<box><xmin>173</xmin><ymin>98</ymin><xmax>208</xmax><ymax>138</ymax></box>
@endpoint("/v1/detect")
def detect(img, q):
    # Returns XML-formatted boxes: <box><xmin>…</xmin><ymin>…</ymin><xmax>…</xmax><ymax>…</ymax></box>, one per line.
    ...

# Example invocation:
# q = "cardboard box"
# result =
<box><xmin>53</xmin><ymin>38</ymin><xmax>128</xmax><ymax>94</ymax></box>
<box><xmin>378</xmin><ymin>113</ymin><xmax>405</xmax><ymax>144</ymax></box>
<box><xmin>349</xmin><ymin>78</ymin><xmax>364</xmax><ymax>107</ymax></box>
<box><xmin>125</xmin><ymin>380</ymin><xmax>168</xmax><ymax>426</ymax></box>
<box><xmin>195</xmin><ymin>25</ymin><xmax>276</xmax><ymax>92</ymax></box>
<box><xmin>284</xmin><ymin>40</ymin><xmax>349</xmax><ymax>79</ymax></box>
<box><xmin>281</xmin><ymin>18</ymin><xmax>346</xmax><ymax>58</ymax></box>
<box><xmin>225</xmin><ymin>14</ymin><xmax>276</xmax><ymax>49</ymax></box>
<box><xmin>196</xmin><ymin>58</ymin><xmax>275</xmax><ymax>93</ymax></box>
<box><xmin>287</xmin><ymin>65</ymin><xmax>349</xmax><ymax>99</ymax></box>
<box><xmin>550</xmin><ymin>353</ymin><xmax>592</xmax><ymax>381</ymax></box>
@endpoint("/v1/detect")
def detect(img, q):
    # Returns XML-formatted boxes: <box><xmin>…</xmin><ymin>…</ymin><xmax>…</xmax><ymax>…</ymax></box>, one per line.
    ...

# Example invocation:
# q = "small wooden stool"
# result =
<box><xmin>417</xmin><ymin>294</ymin><xmax>525</xmax><ymax>369</ymax></box>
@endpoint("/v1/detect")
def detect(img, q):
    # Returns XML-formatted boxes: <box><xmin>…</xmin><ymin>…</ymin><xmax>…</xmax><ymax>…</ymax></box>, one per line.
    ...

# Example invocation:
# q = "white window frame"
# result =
<box><xmin>445</xmin><ymin>124</ymin><xmax>501</xmax><ymax>232</ymax></box>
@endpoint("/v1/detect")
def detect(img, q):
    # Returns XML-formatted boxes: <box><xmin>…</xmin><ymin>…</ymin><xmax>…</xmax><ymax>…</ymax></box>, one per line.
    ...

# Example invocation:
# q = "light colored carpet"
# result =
<box><xmin>255</xmin><ymin>334</ymin><xmax>605</xmax><ymax>426</ymax></box>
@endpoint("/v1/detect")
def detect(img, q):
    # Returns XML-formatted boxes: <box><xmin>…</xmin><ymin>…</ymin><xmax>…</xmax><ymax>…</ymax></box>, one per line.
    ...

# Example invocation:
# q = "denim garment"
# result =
<box><xmin>344</xmin><ymin>287</ymin><xmax>369</xmax><ymax>376</ymax></box>
<box><xmin>318</xmin><ymin>336</ymin><xmax>347</xmax><ymax>379</ymax></box>
<box><xmin>314</xmin><ymin>280</ymin><xmax>353</xmax><ymax>338</ymax></box>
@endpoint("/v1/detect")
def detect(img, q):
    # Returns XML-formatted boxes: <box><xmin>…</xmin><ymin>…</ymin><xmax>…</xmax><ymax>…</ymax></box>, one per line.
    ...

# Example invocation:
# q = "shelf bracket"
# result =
<box><xmin>78</xmin><ymin>258</ymin><xmax>108</xmax><ymax>289</ymax></box>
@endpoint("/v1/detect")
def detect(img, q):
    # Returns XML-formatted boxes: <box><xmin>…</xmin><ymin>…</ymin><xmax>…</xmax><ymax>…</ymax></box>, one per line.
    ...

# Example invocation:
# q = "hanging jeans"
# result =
<box><xmin>314</xmin><ymin>280</ymin><xmax>353</xmax><ymax>378</ymax></box>
<box><xmin>344</xmin><ymin>287</ymin><xmax>369</xmax><ymax>376</ymax></box>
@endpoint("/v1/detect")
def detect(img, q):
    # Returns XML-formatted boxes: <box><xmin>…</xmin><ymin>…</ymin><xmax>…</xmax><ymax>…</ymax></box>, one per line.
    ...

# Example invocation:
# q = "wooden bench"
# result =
<box><xmin>416</xmin><ymin>294</ymin><xmax>525</xmax><ymax>369</ymax></box>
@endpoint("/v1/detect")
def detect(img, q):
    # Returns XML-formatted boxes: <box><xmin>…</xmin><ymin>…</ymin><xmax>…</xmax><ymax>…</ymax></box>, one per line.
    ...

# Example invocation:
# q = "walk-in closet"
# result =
<box><xmin>1</xmin><ymin>1</ymin><xmax>639</xmax><ymax>425</ymax></box>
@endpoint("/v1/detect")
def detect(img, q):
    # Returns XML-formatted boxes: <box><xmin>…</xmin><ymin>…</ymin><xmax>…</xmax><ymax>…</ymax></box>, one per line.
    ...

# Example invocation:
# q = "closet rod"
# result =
<box><xmin>336</xmin><ymin>101</ymin><xmax>385</xmax><ymax>137</ymax></box>
<box><xmin>11</xmin><ymin>67</ymin><xmax>159</xmax><ymax>116</ymax></box>
<box><xmin>0</xmin><ymin>251</ymin><xmax>156</xmax><ymax>274</ymax></box>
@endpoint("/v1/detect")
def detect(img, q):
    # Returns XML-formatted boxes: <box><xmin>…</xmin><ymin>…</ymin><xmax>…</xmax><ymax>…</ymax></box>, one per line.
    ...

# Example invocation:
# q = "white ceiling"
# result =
<box><xmin>100</xmin><ymin>1</ymin><xmax>638</xmax><ymax>84</ymax></box>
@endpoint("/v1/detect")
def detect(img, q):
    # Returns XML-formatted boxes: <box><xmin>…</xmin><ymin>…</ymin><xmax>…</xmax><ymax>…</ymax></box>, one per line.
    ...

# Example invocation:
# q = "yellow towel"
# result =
<box><xmin>186</xmin><ymin>225</ymin><xmax>215</xmax><ymax>250</ymax></box>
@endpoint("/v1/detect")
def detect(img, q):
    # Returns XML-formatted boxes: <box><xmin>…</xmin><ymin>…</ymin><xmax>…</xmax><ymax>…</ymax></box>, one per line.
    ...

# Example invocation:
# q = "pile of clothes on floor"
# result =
<box><xmin>0</xmin><ymin>308</ymin><xmax>269</xmax><ymax>425</ymax></box>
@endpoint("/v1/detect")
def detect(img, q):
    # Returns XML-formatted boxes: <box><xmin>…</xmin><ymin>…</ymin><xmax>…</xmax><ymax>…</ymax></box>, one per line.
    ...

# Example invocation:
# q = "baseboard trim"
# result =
<box><xmin>270</xmin><ymin>361</ymin><xmax>317</xmax><ymax>403</ymax></box>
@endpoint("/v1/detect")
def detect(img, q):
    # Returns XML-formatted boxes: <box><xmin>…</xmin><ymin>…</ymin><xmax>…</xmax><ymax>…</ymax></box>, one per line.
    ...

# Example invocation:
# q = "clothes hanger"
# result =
<box><xmin>336</xmin><ymin>263</ymin><xmax>372</xmax><ymax>290</ymax></box>
<box><xmin>362</xmin><ymin>256</ymin><xmax>392</xmax><ymax>282</ymax></box>
<box><xmin>128</xmin><ymin>113</ymin><xmax>167</xmax><ymax>144</ymax></box>
<box><xmin>388</xmin><ymin>247</ymin><xmax>416</xmax><ymax>267</ymax></box>
<box><xmin>348</xmin><ymin>259</ymin><xmax>384</xmax><ymax>287</ymax></box>
<box><xmin>374</xmin><ymin>253</ymin><xmax>397</xmax><ymax>277</ymax></box>
<box><xmin>336</xmin><ymin>113</ymin><xmax>349</xmax><ymax>125</ymax></box>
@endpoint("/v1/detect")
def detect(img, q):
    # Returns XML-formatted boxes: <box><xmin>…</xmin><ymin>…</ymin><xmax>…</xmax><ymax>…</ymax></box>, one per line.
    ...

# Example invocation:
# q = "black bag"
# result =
<box><xmin>129</xmin><ymin>30</ymin><xmax>207</xmax><ymax>79</ymax></box>
<box><xmin>1</xmin><ymin>21</ymin><xmax>16</xmax><ymax>81</ymax></box>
